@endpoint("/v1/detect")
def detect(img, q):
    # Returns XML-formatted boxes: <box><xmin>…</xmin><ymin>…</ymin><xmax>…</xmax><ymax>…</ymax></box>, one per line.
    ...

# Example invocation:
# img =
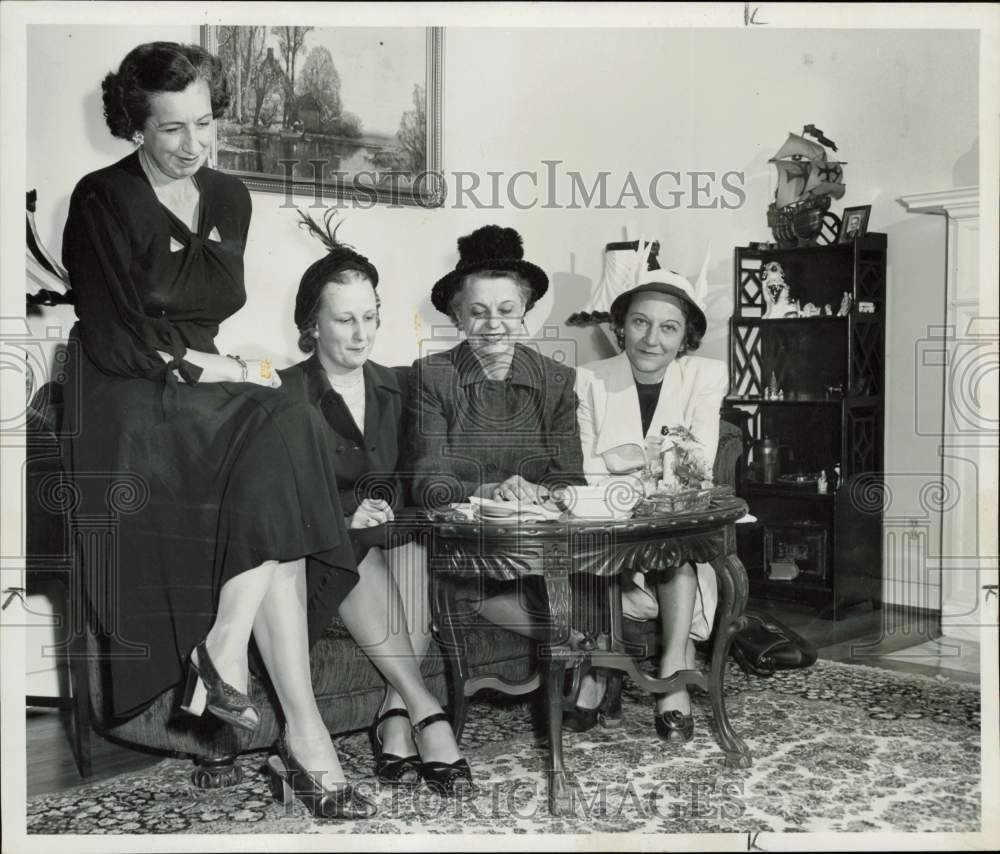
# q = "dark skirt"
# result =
<box><xmin>62</xmin><ymin>335</ymin><xmax>358</xmax><ymax>719</ymax></box>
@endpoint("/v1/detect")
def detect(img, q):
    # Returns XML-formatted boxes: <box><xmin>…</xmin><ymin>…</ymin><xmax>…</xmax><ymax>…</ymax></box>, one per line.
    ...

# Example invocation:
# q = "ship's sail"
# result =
<box><xmin>769</xmin><ymin>131</ymin><xmax>846</xmax><ymax>209</ymax></box>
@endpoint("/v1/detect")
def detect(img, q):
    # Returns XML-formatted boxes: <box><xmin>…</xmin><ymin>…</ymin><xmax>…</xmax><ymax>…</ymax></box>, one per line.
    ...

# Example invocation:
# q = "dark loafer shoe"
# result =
<box><xmin>654</xmin><ymin>709</ymin><xmax>695</xmax><ymax>743</ymax></box>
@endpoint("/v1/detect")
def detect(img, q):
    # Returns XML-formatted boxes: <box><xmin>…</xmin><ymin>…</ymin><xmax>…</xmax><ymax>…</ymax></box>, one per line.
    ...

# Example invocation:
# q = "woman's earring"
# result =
<box><xmin>312</xmin><ymin>329</ymin><xmax>319</xmax><ymax>338</ymax></box>
<box><xmin>131</xmin><ymin>131</ymin><xmax>144</xmax><ymax>148</ymax></box>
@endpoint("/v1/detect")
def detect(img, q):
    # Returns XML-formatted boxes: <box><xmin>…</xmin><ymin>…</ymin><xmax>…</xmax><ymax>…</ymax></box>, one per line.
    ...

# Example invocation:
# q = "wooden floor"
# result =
<box><xmin>25</xmin><ymin>600</ymin><xmax>980</xmax><ymax>799</ymax></box>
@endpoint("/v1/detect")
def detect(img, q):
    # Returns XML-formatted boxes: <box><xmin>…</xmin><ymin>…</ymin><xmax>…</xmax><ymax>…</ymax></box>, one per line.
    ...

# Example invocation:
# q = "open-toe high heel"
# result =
<box><xmin>179</xmin><ymin>640</ymin><xmax>259</xmax><ymax>735</ymax></box>
<box><xmin>411</xmin><ymin>712</ymin><xmax>474</xmax><ymax>797</ymax></box>
<box><xmin>369</xmin><ymin>707</ymin><xmax>421</xmax><ymax>787</ymax></box>
<box><xmin>653</xmin><ymin>690</ymin><xmax>695</xmax><ymax>744</ymax></box>
<box><xmin>268</xmin><ymin>731</ymin><xmax>377</xmax><ymax>820</ymax></box>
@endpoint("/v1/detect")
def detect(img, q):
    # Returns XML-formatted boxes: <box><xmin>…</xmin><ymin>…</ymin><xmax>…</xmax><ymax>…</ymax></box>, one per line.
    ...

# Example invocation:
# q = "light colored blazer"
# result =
<box><xmin>575</xmin><ymin>352</ymin><xmax>728</xmax><ymax>483</ymax></box>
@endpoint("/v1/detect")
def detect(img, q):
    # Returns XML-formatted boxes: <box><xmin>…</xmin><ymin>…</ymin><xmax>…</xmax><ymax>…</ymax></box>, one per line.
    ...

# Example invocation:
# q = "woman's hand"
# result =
<box><xmin>155</xmin><ymin>351</ymin><xmax>281</xmax><ymax>387</ymax></box>
<box><xmin>492</xmin><ymin>475</ymin><xmax>547</xmax><ymax>504</ymax></box>
<box><xmin>349</xmin><ymin>498</ymin><xmax>394</xmax><ymax>529</ymax></box>
<box><xmin>242</xmin><ymin>358</ymin><xmax>282</xmax><ymax>388</ymax></box>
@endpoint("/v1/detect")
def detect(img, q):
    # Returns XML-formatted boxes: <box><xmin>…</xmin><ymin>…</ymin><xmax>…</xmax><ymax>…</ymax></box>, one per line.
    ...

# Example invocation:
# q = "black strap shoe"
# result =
<box><xmin>370</xmin><ymin>707</ymin><xmax>421</xmax><ymax>787</ymax></box>
<box><xmin>411</xmin><ymin>712</ymin><xmax>475</xmax><ymax>797</ymax></box>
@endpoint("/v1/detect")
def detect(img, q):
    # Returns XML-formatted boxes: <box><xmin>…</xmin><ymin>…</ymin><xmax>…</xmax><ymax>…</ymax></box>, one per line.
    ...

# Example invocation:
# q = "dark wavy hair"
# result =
<box><xmin>610</xmin><ymin>291</ymin><xmax>703</xmax><ymax>355</ymax></box>
<box><xmin>101</xmin><ymin>41</ymin><xmax>230</xmax><ymax>140</ymax></box>
<box><xmin>294</xmin><ymin>210</ymin><xmax>381</xmax><ymax>354</ymax></box>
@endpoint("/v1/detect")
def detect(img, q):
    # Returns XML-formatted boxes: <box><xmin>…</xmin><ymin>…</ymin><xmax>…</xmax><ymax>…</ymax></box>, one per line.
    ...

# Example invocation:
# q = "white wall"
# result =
<box><xmin>23</xmin><ymin>24</ymin><xmax>981</xmax><ymax>606</ymax></box>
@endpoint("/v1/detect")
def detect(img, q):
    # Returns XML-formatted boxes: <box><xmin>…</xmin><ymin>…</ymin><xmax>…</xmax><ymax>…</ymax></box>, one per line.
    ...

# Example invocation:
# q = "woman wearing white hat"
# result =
<box><xmin>572</xmin><ymin>243</ymin><xmax>727</xmax><ymax>743</ymax></box>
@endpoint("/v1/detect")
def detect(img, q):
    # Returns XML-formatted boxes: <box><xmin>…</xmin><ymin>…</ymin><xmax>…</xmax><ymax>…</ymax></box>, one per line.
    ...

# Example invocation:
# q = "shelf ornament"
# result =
<box><xmin>767</xmin><ymin>124</ymin><xmax>846</xmax><ymax>248</ymax></box>
<box><xmin>760</xmin><ymin>260</ymin><xmax>800</xmax><ymax>319</ymax></box>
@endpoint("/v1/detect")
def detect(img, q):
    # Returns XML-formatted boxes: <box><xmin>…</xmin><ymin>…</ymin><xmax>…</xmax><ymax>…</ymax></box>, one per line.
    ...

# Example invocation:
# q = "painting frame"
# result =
<box><xmin>199</xmin><ymin>25</ymin><xmax>444</xmax><ymax>208</ymax></box>
<box><xmin>837</xmin><ymin>204</ymin><xmax>871</xmax><ymax>242</ymax></box>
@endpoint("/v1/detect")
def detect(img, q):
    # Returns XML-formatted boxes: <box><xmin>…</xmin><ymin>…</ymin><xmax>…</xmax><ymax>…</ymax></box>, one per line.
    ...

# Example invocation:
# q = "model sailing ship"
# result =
<box><xmin>767</xmin><ymin>124</ymin><xmax>846</xmax><ymax>247</ymax></box>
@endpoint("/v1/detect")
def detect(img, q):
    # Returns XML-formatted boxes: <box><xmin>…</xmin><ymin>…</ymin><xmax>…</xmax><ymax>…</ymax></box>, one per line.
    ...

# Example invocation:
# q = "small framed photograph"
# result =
<box><xmin>837</xmin><ymin>205</ymin><xmax>871</xmax><ymax>242</ymax></box>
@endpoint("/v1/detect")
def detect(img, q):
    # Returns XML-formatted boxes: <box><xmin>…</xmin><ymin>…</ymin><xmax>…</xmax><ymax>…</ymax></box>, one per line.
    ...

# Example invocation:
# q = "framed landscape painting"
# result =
<box><xmin>200</xmin><ymin>26</ymin><xmax>443</xmax><ymax>207</ymax></box>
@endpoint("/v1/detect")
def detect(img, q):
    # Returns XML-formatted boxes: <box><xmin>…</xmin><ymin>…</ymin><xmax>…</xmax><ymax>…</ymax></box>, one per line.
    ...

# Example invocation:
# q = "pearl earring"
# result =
<box><xmin>131</xmin><ymin>131</ymin><xmax>144</xmax><ymax>147</ymax></box>
<box><xmin>312</xmin><ymin>330</ymin><xmax>319</xmax><ymax>338</ymax></box>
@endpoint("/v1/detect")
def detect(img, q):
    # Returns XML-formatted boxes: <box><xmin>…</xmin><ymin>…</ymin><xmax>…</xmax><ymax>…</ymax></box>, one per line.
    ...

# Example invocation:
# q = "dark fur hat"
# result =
<box><xmin>430</xmin><ymin>225</ymin><xmax>548</xmax><ymax>315</ymax></box>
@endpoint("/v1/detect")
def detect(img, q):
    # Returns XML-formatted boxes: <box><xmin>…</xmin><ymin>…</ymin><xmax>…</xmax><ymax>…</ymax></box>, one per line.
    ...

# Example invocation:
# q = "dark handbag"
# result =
<box><xmin>730</xmin><ymin>610</ymin><xmax>817</xmax><ymax>676</ymax></box>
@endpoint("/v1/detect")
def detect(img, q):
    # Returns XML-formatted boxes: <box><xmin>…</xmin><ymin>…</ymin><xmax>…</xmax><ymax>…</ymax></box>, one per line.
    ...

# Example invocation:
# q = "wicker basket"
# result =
<box><xmin>634</xmin><ymin>484</ymin><xmax>731</xmax><ymax>516</ymax></box>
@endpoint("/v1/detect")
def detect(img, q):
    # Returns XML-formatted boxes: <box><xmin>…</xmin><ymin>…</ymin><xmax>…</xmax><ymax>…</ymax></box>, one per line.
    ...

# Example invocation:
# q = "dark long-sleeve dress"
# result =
<box><xmin>278</xmin><ymin>354</ymin><xmax>410</xmax><ymax>647</ymax></box>
<box><xmin>61</xmin><ymin>152</ymin><xmax>358</xmax><ymax>719</ymax></box>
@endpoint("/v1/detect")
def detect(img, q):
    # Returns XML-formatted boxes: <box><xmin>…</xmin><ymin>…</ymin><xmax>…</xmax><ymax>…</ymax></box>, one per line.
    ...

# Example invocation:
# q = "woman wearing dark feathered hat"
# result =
<box><xmin>278</xmin><ymin>211</ymin><xmax>472</xmax><ymax>799</ymax></box>
<box><xmin>406</xmin><ymin>224</ymin><xmax>586</xmax><ymax>624</ymax></box>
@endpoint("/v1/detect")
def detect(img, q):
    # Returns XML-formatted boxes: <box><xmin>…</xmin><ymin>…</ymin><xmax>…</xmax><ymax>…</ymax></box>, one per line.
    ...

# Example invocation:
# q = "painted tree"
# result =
<box><xmin>395</xmin><ymin>83</ymin><xmax>427</xmax><ymax>174</ymax></box>
<box><xmin>296</xmin><ymin>46</ymin><xmax>343</xmax><ymax>130</ymax></box>
<box><xmin>273</xmin><ymin>26</ymin><xmax>312</xmax><ymax>127</ymax></box>
<box><xmin>250</xmin><ymin>47</ymin><xmax>284</xmax><ymax>128</ymax></box>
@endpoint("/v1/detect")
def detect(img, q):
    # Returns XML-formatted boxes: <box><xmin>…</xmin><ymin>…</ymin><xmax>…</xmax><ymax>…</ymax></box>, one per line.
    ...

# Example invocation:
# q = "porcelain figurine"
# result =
<box><xmin>761</xmin><ymin>261</ymin><xmax>799</xmax><ymax>318</ymax></box>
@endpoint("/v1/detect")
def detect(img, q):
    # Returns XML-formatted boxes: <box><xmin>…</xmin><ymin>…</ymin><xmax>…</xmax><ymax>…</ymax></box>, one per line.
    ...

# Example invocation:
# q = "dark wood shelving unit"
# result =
<box><xmin>728</xmin><ymin>235</ymin><xmax>886</xmax><ymax>619</ymax></box>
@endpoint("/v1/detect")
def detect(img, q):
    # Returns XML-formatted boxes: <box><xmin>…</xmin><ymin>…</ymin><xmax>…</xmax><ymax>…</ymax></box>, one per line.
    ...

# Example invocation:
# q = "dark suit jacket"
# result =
<box><xmin>405</xmin><ymin>341</ymin><xmax>585</xmax><ymax>506</ymax></box>
<box><xmin>279</xmin><ymin>353</ymin><xmax>410</xmax><ymax>516</ymax></box>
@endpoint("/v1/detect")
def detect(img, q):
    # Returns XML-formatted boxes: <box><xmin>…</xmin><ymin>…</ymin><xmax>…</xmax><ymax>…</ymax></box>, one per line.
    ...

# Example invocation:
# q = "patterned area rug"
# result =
<box><xmin>27</xmin><ymin>660</ymin><xmax>980</xmax><ymax>835</ymax></box>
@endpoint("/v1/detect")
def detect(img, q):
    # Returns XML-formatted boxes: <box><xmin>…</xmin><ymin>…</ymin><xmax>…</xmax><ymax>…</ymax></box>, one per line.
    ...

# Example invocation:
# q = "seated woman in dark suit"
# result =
<box><xmin>279</xmin><ymin>213</ymin><xmax>471</xmax><ymax>797</ymax></box>
<box><xmin>406</xmin><ymin>224</ymin><xmax>586</xmax><ymax>634</ymax></box>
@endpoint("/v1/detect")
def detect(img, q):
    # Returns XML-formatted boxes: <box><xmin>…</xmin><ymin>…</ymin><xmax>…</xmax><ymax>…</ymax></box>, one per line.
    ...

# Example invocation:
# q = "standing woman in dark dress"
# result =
<box><xmin>61</xmin><ymin>42</ymin><xmax>374</xmax><ymax>819</ymax></box>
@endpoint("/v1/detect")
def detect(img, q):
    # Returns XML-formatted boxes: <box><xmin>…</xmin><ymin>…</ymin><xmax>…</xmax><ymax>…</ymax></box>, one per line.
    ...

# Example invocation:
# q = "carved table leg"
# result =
<box><xmin>430</xmin><ymin>564</ymin><xmax>470</xmax><ymax>742</ymax></box>
<box><xmin>541</xmin><ymin>542</ymin><xmax>575</xmax><ymax>816</ymax></box>
<box><xmin>709</xmin><ymin>545</ymin><xmax>752</xmax><ymax>769</ymax></box>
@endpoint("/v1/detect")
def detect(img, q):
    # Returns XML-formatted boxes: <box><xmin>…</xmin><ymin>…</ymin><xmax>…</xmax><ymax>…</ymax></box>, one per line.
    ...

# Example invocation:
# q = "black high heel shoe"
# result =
<box><xmin>179</xmin><ymin>640</ymin><xmax>259</xmax><ymax>734</ymax></box>
<box><xmin>268</xmin><ymin>732</ymin><xmax>377</xmax><ymax>820</ymax></box>
<box><xmin>369</xmin><ymin>707</ymin><xmax>421</xmax><ymax>787</ymax></box>
<box><xmin>411</xmin><ymin>712</ymin><xmax>474</xmax><ymax>797</ymax></box>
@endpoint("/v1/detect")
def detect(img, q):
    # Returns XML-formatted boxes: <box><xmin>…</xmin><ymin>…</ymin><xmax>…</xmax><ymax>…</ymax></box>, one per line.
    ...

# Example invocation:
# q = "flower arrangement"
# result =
<box><xmin>636</xmin><ymin>426</ymin><xmax>716</xmax><ymax>514</ymax></box>
<box><xmin>657</xmin><ymin>426</ymin><xmax>713</xmax><ymax>492</ymax></box>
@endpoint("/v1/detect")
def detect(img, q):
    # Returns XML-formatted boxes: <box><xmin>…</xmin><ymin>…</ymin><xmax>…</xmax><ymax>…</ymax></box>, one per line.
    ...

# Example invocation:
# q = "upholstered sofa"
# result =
<box><xmin>27</xmin><ymin>376</ymin><xmax>742</xmax><ymax>787</ymax></box>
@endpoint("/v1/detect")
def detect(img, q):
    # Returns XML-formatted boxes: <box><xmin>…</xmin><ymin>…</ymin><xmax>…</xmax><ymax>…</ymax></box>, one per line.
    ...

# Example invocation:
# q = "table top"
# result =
<box><xmin>409</xmin><ymin>494</ymin><xmax>748</xmax><ymax>542</ymax></box>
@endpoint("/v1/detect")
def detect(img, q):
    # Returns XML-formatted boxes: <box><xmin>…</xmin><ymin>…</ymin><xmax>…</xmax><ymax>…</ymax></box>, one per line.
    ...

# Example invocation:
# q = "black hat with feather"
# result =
<box><xmin>294</xmin><ymin>209</ymin><xmax>379</xmax><ymax>333</ymax></box>
<box><xmin>431</xmin><ymin>225</ymin><xmax>548</xmax><ymax>315</ymax></box>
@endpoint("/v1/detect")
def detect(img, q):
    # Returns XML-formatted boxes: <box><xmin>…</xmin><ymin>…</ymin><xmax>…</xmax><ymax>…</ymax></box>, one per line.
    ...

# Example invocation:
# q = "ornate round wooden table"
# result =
<box><xmin>406</xmin><ymin>494</ymin><xmax>752</xmax><ymax>815</ymax></box>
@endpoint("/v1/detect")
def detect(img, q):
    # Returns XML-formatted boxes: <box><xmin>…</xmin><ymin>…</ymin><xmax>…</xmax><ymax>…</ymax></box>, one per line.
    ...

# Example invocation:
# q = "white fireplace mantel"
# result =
<box><xmin>899</xmin><ymin>186</ymin><xmax>980</xmax><ymax>220</ymax></box>
<box><xmin>897</xmin><ymin>186</ymin><xmax>995</xmax><ymax>644</ymax></box>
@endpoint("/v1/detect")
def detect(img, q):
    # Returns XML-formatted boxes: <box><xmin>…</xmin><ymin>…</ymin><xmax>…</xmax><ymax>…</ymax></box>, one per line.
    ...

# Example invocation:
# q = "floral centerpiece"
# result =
<box><xmin>637</xmin><ymin>426</ymin><xmax>718</xmax><ymax>514</ymax></box>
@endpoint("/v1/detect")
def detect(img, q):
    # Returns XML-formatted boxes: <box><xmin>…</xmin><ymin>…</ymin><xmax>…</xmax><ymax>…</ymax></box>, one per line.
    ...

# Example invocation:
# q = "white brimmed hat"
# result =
<box><xmin>609</xmin><ymin>238</ymin><xmax>709</xmax><ymax>337</ymax></box>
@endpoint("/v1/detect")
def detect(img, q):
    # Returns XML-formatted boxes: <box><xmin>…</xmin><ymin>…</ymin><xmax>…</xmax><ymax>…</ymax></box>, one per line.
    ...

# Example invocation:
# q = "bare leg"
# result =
<box><xmin>575</xmin><ymin>669</ymin><xmax>608</xmax><ymax>709</ymax></box>
<box><xmin>386</xmin><ymin>540</ymin><xmax>432</xmax><ymax>663</ymax></box>
<box><xmin>464</xmin><ymin>591</ymin><xmax>551</xmax><ymax>641</ymax></box>
<box><xmin>379</xmin><ymin>542</ymin><xmax>431</xmax><ymax>754</ymax></box>
<box><xmin>655</xmin><ymin>563</ymin><xmax>698</xmax><ymax>715</ymax></box>
<box><xmin>339</xmin><ymin>547</ymin><xmax>461</xmax><ymax>764</ymax></box>
<box><xmin>252</xmin><ymin>559</ymin><xmax>346</xmax><ymax>786</ymax></box>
